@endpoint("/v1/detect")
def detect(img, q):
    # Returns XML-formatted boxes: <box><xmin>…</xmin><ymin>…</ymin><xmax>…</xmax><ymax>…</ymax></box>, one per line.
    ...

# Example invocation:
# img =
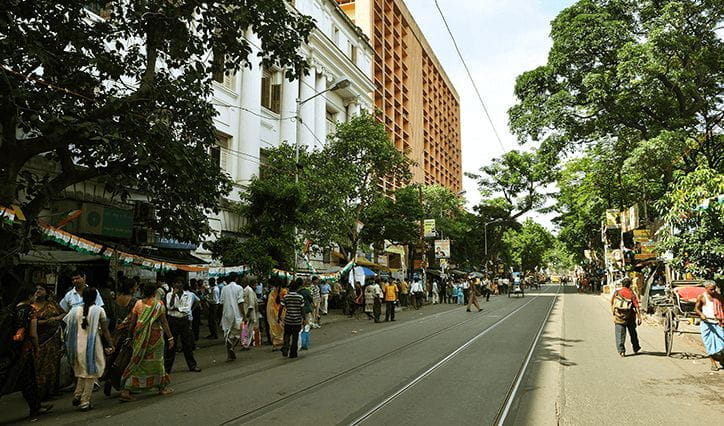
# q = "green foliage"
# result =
<box><xmin>207</xmin><ymin>179</ymin><xmax>305</xmax><ymax>276</ymax></box>
<box><xmin>509</xmin><ymin>0</ymin><xmax>723</xmax><ymax>170</ymax></box>
<box><xmin>467</xmin><ymin>150</ymin><xmax>556</xmax><ymax>220</ymax></box>
<box><xmin>503</xmin><ymin>219</ymin><xmax>555</xmax><ymax>272</ymax></box>
<box><xmin>360</xmin><ymin>185</ymin><xmax>423</xmax><ymax>249</ymax></box>
<box><xmin>0</xmin><ymin>1</ymin><xmax>313</xmax><ymax>263</ymax></box>
<box><xmin>543</xmin><ymin>240</ymin><xmax>577</xmax><ymax>273</ymax></box>
<box><xmin>655</xmin><ymin>166</ymin><xmax>724</xmax><ymax>279</ymax></box>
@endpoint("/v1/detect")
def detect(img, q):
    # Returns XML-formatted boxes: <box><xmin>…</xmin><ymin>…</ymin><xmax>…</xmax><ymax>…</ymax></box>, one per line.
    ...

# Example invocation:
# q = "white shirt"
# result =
<box><xmin>211</xmin><ymin>286</ymin><xmax>221</xmax><ymax>304</ymax></box>
<box><xmin>60</xmin><ymin>286</ymin><xmax>105</xmax><ymax>312</ymax></box>
<box><xmin>220</xmin><ymin>282</ymin><xmax>244</xmax><ymax>333</ymax></box>
<box><xmin>432</xmin><ymin>282</ymin><xmax>439</xmax><ymax>293</ymax></box>
<box><xmin>166</xmin><ymin>290</ymin><xmax>194</xmax><ymax>320</ymax></box>
<box><xmin>411</xmin><ymin>281</ymin><xmax>423</xmax><ymax>293</ymax></box>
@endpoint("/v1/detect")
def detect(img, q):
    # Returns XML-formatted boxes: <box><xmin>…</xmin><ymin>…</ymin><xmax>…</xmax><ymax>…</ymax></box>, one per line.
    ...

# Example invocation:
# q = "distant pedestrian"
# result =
<box><xmin>164</xmin><ymin>281</ymin><xmax>201</xmax><ymax>373</ymax></box>
<box><xmin>64</xmin><ymin>287</ymin><xmax>114</xmax><ymax>411</ymax></box>
<box><xmin>320</xmin><ymin>280</ymin><xmax>331</xmax><ymax>315</ymax></box>
<box><xmin>266</xmin><ymin>278</ymin><xmax>288</xmax><ymax>351</ymax></box>
<box><xmin>310</xmin><ymin>276</ymin><xmax>322</xmax><ymax>327</ymax></box>
<box><xmin>431</xmin><ymin>280</ymin><xmax>439</xmax><ymax>304</ymax></box>
<box><xmin>383</xmin><ymin>280</ymin><xmax>398</xmax><ymax>322</ymax></box>
<box><xmin>411</xmin><ymin>279</ymin><xmax>424</xmax><ymax>310</ymax></box>
<box><xmin>466</xmin><ymin>281</ymin><xmax>482</xmax><ymax>313</ymax></box>
<box><xmin>372</xmin><ymin>279</ymin><xmax>383</xmax><ymax>322</ymax></box>
<box><xmin>241</xmin><ymin>276</ymin><xmax>259</xmax><ymax>349</ymax></box>
<box><xmin>611</xmin><ymin>278</ymin><xmax>642</xmax><ymax>357</ymax></box>
<box><xmin>220</xmin><ymin>273</ymin><xmax>244</xmax><ymax>362</ymax></box>
<box><xmin>694</xmin><ymin>281</ymin><xmax>724</xmax><ymax>371</ymax></box>
<box><xmin>206</xmin><ymin>278</ymin><xmax>220</xmax><ymax>339</ymax></box>
<box><xmin>400</xmin><ymin>280</ymin><xmax>410</xmax><ymax>307</ymax></box>
<box><xmin>279</xmin><ymin>281</ymin><xmax>305</xmax><ymax>359</ymax></box>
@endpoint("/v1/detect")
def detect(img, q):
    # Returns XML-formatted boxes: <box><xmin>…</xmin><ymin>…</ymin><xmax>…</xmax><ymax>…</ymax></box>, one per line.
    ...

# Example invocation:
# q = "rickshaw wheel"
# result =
<box><xmin>664</xmin><ymin>309</ymin><xmax>674</xmax><ymax>357</ymax></box>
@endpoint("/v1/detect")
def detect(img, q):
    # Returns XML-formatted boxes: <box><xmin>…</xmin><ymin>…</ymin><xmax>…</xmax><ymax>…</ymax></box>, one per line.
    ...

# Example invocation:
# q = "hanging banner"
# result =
<box><xmin>628</xmin><ymin>204</ymin><xmax>640</xmax><ymax>231</ymax></box>
<box><xmin>434</xmin><ymin>239</ymin><xmax>450</xmax><ymax>259</ymax></box>
<box><xmin>423</xmin><ymin>219</ymin><xmax>436</xmax><ymax>237</ymax></box>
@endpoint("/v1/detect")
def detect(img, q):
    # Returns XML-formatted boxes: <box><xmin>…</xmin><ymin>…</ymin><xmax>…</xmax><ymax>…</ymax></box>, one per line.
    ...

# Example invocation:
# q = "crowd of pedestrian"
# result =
<box><xmin>0</xmin><ymin>268</ymin><xmax>506</xmax><ymax>421</ymax></box>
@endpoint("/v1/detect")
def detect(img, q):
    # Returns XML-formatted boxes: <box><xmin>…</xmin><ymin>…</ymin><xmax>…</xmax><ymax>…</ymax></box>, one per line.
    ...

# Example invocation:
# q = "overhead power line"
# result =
<box><xmin>433</xmin><ymin>0</ymin><xmax>507</xmax><ymax>154</ymax></box>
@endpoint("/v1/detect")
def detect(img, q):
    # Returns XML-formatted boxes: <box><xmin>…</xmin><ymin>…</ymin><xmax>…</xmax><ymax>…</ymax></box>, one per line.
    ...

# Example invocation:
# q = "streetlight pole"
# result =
<box><xmin>292</xmin><ymin>78</ymin><xmax>351</xmax><ymax>274</ymax></box>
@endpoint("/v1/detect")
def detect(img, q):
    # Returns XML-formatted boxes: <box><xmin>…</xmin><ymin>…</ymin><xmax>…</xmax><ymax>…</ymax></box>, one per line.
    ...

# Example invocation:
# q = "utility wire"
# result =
<box><xmin>434</xmin><ymin>0</ymin><xmax>507</xmax><ymax>154</ymax></box>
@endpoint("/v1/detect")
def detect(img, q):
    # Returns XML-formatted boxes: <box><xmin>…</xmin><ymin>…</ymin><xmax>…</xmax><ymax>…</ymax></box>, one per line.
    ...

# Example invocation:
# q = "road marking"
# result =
<box><xmin>349</xmin><ymin>296</ymin><xmax>541</xmax><ymax>425</ymax></box>
<box><xmin>496</xmin><ymin>285</ymin><xmax>560</xmax><ymax>425</ymax></box>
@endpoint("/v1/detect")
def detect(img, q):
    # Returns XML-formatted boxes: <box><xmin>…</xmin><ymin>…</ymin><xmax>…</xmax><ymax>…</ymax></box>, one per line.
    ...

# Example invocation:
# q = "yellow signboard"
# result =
<box><xmin>423</xmin><ymin>219</ymin><xmax>436</xmax><ymax>237</ymax></box>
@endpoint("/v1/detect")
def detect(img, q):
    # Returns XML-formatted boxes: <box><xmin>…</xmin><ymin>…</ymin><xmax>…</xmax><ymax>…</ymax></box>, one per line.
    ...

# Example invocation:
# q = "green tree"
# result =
<box><xmin>655</xmin><ymin>166</ymin><xmax>724</xmax><ymax>279</ymax></box>
<box><xmin>467</xmin><ymin>150</ymin><xmax>556</xmax><ymax>220</ymax></box>
<box><xmin>503</xmin><ymin>219</ymin><xmax>555</xmax><ymax>273</ymax></box>
<box><xmin>324</xmin><ymin>113</ymin><xmax>413</xmax><ymax>261</ymax></box>
<box><xmin>207</xmin><ymin>179</ymin><xmax>305</xmax><ymax>276</ymax></box>
<box><xmin>509</xmin><ymin>0</ymin><xmax>723</xmax><ymax>170</ymax></box>
<box><xmin>0</xmin><ymin>1</ymin><xmax>314</xmax><ymax>266</ymax></box>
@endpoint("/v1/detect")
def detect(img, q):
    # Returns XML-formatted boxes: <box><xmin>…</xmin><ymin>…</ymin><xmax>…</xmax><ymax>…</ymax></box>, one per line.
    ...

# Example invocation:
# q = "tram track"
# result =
<box><xmin>218</xmin><ymin>288</ymin><xmax>550</xmax><ymax>425</ymax></box>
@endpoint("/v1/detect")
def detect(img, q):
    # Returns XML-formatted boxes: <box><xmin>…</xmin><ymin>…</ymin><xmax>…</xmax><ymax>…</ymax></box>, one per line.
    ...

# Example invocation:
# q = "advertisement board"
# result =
<box><xmin>423</xmin><ymin>219</ymin><xmax>436</xmax><ymax>237</ymax></box>
<box><xmin>434</xmin><ymin>239</ymin><xmax>450</xmax><ymax>259</ymax></box>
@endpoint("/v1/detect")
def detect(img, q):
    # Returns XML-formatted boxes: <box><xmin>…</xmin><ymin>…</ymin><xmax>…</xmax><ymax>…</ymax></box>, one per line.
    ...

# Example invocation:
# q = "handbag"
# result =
<box><xmin>253</xmin><ymin>328</ymin><xmax>261</xmax><ymax>347</ymax></box>
<box><xmin>300</xmin><ymin>327</ymin><xmax>310</xmax><ymax>350</ymax></box>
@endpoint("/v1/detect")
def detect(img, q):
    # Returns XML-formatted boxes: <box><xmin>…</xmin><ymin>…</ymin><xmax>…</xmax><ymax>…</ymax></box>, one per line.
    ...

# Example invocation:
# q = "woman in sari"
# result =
<box><xmin>103</xmin><ymin>278</ymin><xmax>137</xmax><ymax>395</ymax></box>
<box><xmin>120</xmin><ymin>282</ymin><xmax>174</xmax><ymax>402</ymax></box>
<box><xmin>266</xmin><ymin>277</ymin><xmax>288</xmax><ymax>351</ymax></box>
<box><xmin>31</xmin><ymin>286</ymin><xmax>65</xmax><ymax>401</ymax></box>
<box><xmin>1</xmin><ymin>286</ymin><xmax>53</xmax><ymax>421</ymax></box>
<box><xmin>64</xmin><ymin>287</ymin><xmax>114</xmax><ymax>411</ymax></box>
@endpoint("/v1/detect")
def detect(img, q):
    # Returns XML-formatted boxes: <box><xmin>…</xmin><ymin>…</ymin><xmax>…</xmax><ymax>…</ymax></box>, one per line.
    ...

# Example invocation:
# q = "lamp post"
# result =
<box><xmin>484</xmin><ymin>218</ymin><xmax>503</xmax><ymax>274</ymax></box>
<box><xmin>292</xmin><ymin>77</ymin><xmax>351</xmax><ymax>273</ymax></box>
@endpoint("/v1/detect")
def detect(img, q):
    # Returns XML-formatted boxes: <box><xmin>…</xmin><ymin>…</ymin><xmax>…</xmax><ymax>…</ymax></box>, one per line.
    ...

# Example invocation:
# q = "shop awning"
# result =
<box><xmin>19</xmin><ymin>250</ymin><xmax>104</xmax><ymax>265</ymax></box>
<box><xmin>355</xmin><ymin>257</ymin><xmax>390</xmax><ymax>271</ymax></box>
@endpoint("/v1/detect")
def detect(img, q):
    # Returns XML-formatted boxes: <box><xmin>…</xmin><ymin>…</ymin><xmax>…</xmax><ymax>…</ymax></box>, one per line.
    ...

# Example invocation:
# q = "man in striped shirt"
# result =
<box><xmin>278</xmin><ymin>280</ymin><xmax>306</xmax><ymax>358</ymax></box>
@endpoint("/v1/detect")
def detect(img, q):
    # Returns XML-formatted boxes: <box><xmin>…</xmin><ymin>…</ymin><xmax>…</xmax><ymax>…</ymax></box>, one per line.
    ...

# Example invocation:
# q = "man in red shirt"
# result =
<box><xmin>611</xmin><ymin>277</ymin><xmax>643</xmax><ymax>356</ymax></box>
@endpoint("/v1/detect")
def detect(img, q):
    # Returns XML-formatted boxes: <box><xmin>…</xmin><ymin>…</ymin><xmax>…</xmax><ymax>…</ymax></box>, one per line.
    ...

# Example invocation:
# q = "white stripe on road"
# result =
<box><xmin>496</xmin><ymin>286</ymin><xmax>561</xmax><ymax>425</ymax></box>
<box><xmin>349</xmin><ymin>295</ymin><xmax>542</xmax><ymax>425</ymax></box>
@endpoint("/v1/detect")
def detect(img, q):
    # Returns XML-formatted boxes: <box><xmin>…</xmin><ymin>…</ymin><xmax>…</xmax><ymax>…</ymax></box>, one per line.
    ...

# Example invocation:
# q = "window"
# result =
<box><xmin>212</xmin><ymin>50</ymin><xmax>235</xmax><ymax>90</ymax></box>
<box><xmin>333</xmin><ymin>26</ymin><xmax>340</xmax><ymax>46</ymax></box>
<box><xmin>349</xmin><ymin>43</ymin><xmax>358</xmax><ymax>64</ymax></box>
<box><xmin>261</xmin><ymin>68</ymin><xmax>281</xmax><ymax>114</ymax></box>
<box><xmin>211</xmin><ymin>134</ymin><xmax>230</xmax><ymax>171</ymax></box>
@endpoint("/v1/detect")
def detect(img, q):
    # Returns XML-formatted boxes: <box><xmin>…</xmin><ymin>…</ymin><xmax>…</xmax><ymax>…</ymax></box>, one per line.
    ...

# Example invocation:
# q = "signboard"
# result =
<box><xmin>434</xmin><ymin>239</ymin><xmax>450</xmax><ymax>259</ymax></box>
<box><xmin>633</xmin><ymin>229</ymin><xmax>651</xmax><ymax>243</ymax></box>
<box><xmin>605</xmin><ymin>209</ymin><xmax>620</xmax><ymax>228</ymax></box>
<box><xmin>377</xmin><ymin>254</ymin><xmax>389</xmax><ymax>267</ymax></box>
<box><xmin>423</xmin><ymin>219</ymin><xmax>436</xmax><ymax>237</ymax></box>
<box><xmin>79</xmin><ymin>203</ymin><xmax>133</xmax><ymax>239</ymax></box>
<box><xmin>628</xmin><ymin>204</ymin><xmax>639</xmax><ymax>231</ymax></box>
<box><xmin>439</xmin><ymin>258</ymin><xmax>448</xmax><ymax>269</ymax></box>
<box><xmin>634</xmin><ymin>241</ymin><xmax>656</xmax><ymax>261</ymax></box>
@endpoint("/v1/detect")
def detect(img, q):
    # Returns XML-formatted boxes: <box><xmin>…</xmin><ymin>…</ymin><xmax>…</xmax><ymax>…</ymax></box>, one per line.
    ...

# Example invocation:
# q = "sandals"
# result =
<box><xmin>159</xmin><ymin>387</ymin><xmax>174</xmax><ymax>396</ymax></box>
<box><xmin>119</xmin><ymin>392</ymin><xmax>135</xmax><ymax>402</ymax></box>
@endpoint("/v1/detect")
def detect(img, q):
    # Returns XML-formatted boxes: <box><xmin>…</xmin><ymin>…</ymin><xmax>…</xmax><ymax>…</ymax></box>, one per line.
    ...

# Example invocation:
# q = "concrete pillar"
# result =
<box><xmin>314</xmin><ymin>73</ymin><xmax>327</xmax><ymax>147</ymax></box>
<box><xmin>280</xmin><ymin>75</ymin><xmax>298</xmax><ymax>145</ymax></box>
<box><xmin>237</xmin><ymin>30</ymin><xmax>262</xmax><ymax>184</ymax></box>
<box><xmin>299</xmin><ymin>67</ymin><xmax>316</xmax><ymax>149</ymax></box>
<box><xmin>349</xmin><ymin>101</ymin><xmax>361</xmax><ymax>119</ymax></box>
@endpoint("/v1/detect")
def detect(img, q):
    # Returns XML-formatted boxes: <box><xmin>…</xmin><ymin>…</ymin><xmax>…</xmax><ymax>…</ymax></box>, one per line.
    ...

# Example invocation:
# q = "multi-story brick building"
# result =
<box><xmin>337</xmin><ymin>0</ymin><xmax>462</xmax><ymax>193</ymax></box>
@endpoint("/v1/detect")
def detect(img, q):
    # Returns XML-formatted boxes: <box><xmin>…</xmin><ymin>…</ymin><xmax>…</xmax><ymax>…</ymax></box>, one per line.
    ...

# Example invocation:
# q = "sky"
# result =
<box><xmin>403</xmin><ymin>0</ymin><xmax>577</xmax><ymax>230</ymax></box>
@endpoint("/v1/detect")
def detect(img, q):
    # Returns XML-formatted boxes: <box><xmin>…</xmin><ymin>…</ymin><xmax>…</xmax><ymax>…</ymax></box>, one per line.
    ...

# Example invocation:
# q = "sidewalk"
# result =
<box><xmin>511</xmin><ymin>285</ymin><xmax>724</xmax><ymax>425</ymax></box>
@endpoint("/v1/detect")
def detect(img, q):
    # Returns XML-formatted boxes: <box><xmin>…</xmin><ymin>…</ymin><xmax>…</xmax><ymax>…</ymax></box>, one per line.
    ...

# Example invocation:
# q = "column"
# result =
<box><xmin>314</xmin><ymin>73</ymin><xmax>327</xmax><ymax>147</ymax></box>
<box><xmin>280</xmin><ymin>75</ymin><xmax>298</xmax><ymax>145</ymax></box>
<box><xmin>237</xmin><ymin>30</ymin><xmax>262</xmax><ymax>184</ymax></box>
<box><xmin>298</xmin><ymin>67</ymin><xmax>316</xmax><ymax>149</ymax></box>
<box><xmin>348</xmin><ymin>101</ymin><xmax>361</xmax><ymax>119</ymax></box>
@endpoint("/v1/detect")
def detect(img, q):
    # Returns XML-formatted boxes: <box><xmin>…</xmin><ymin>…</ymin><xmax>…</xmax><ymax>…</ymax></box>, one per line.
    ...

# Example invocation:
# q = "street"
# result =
<box><xmin>2</xmin><ymin>284</ymin><xmax>720</xmax><ymax>425</ymax></box>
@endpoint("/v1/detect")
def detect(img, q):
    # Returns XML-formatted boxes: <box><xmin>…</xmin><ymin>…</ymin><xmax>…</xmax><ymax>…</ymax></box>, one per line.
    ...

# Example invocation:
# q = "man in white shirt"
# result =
<box><xmin>60</xmin><ymin>270</ymin><xmax>104</xmax><ymax>312</ymax></box>
<box><xmin>411</xmin><ymin>279</ymin><xmax>424</xmax><ymax>310</ymax></box>
<box><xmin>165</xmin><ymin>281</ymin><xmax>201</xmax><ymax>373</ymax></box>
<box><xmin>241</xmin><ymin>275</ymin><xmax>259</xmax><ymax>348</ymax></box>
<box><xmin>220</xmin><ymin>273</ymin><xmax>244</xmax><ymax>361</ymax></box>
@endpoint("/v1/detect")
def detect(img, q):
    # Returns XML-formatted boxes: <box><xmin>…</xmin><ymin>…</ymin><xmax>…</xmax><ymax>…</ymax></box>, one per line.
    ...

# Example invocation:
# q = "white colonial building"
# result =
<box><xmin>198</xmin><ymin>0</ymin><xmax>375</xmax><ymax>260</ymax></box>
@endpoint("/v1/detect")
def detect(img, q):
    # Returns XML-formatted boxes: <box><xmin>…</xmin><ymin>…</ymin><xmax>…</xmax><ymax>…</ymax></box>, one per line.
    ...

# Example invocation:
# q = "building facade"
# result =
<box><xmin>337</xmin><ymin>0</ymin><xmax>462</xmax><ymax>192</ymax></box>
<box><xmin>198</xmin><ymin>0</ymin><xmax>376</xmax><ymax>260</ymax></box>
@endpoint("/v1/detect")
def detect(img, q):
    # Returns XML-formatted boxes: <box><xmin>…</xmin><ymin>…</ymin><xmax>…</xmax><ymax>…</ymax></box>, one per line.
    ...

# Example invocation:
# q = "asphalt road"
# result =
<box><xmin>1</xmin><ymin>286</ymin><xmax>560</xmax><ymax>425</ymax></box>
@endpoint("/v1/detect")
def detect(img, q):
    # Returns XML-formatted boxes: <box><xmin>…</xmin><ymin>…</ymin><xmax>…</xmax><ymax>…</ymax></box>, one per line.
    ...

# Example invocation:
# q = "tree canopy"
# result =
<box><xmin>0</xmin><ymin>0</ymin><xmax>314</xmax><ymax>265</ymax></box>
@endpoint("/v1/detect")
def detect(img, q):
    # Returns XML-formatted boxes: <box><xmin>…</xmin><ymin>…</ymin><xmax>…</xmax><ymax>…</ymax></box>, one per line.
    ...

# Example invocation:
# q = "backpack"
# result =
<box><xmin>612</xmin><ymin>291</ymin><xmax>634</xmax><ymax>322</ymax></box>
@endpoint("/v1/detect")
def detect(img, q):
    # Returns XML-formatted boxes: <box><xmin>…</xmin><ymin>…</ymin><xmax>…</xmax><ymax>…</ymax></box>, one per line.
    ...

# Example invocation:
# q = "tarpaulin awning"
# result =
<box><xmin>19</xmin><ymin>250</ymin><xmax>104</xmax><ymax>265</ymax></box>
<box><xmin>355</xmin><ymin>256</ymin><xmax>390</xmax><ymax>271</ymax></box>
